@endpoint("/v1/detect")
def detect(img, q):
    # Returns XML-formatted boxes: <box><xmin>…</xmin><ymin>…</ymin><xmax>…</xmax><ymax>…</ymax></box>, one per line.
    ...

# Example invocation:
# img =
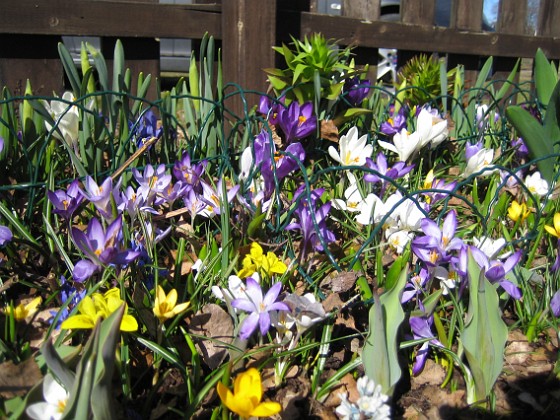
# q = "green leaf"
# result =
<box><xmin>362</xmin><ymin>267</ymin><xmax>407</xmax><ymax>396</ymax></box>
<box><xmin>535</xmin><ymin>48</ymin><xmax>558</xmax><ymax>107</ymax></box>
<box><xmin>462</xmin><ymin>250</ymin><xmax>508</xmax><ymax>405</ymax></box>
<box><xmin>58</xmin><ymin>42</ymin><xmax>81</xmax><ymax>96</ymax></box>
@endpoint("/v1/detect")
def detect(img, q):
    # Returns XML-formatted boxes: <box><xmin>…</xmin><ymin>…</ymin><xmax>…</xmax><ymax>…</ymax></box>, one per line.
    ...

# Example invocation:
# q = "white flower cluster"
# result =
<box><xmin>335</xmin><ymin>376</ymin><xmax>391</xmax><ymax>419</ymax></box>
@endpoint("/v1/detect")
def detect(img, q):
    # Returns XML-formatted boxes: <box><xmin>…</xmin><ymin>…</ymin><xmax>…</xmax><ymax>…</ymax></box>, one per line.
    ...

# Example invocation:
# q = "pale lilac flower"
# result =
<box><xmin>328</xmin><ymin>126</ymin><xmax>373</xmax><ymax>167</ymax></box>
<box><xmin>463</xmin><ymin>146</ymin><xmax>496</xmax><ymax>178</ymax></box>
<box><xmin>402</xmin><ymin>268</ymin><xmax>430</xmax><ymax>303</ymax></box>
<box><xmin>118</xmin><ymin>186</ymin><xmax>157</xmax><ymax>220</ymax></box>
<box><xmin>80</xmin><ymin>176</ymin><xmax>117</xmax><ymax>219</ymax></box>
<box><xmin>47</xmin><ymin>179</ymin><xmax>84</xmax><ymax>220</ymax></box>
<box><xmin>551</xmin><ymin>289</ymin><xmax>560</xmax><ymax>317</ymax></box>
<box><xmin>231</xmin><ymin>278</ymin><xmax>289</xmax><ymax>339</ymax></box>
<box><xmin>0</xmin><ymin>225</ymin><xmax>12</xmax><ymax>246</ymax></box>
<box><xmin>71</xmin><ymin>216</ymin><xmax>140</xmax><ymax>282</ymax></box>
<box><xmin>132</xmin><ymin>164</ymin><xmax>172</xmax><ymax>203</ymax></box>
<box><xmin>173</xmin><ymin>152</ymin><xmax>207</xmax><ymax>192</ymax></box>
<box><xmin>198</xmin><ymin>179</ymin><xmax>239</xmax><ymax>218</ymax></box>
<box><xmin>410</xmin><ymin>312</ymin><xmax>443</xmax><ymax>375</ymax></box>
<box><xmin>471</xmin><ymin>246</ymin><xmax>522</xmax><ymax>299</ymax></box>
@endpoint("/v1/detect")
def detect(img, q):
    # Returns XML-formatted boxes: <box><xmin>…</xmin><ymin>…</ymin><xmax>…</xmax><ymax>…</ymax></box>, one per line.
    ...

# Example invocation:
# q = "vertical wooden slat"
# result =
<box><xmin>450</xmin><ymin>0</ymin><xmax>483</xmax><ymax>31</ymax></box>
<box><xmin>401</xmin><ymin>0</ymin><xmax>436</xmax><ymax>26</ymax></box>
<box><xmin>221</xmin><ymin>0</ymin><xmax>276</xmax><ymax>115</ymax></box>
<box><xmin>342</xmin><ymin>0</ymin><xmax>380</xmax><ymax>21</ymax></box>
<box><xmin>537</xmin><ymin>0</ymin><xmax>560</xmax><ymax>37</ymax></box>
<box><xmin>497</xmin><ymin>0</ymin><xmax>528</xmax><ymax>34</ymax></box>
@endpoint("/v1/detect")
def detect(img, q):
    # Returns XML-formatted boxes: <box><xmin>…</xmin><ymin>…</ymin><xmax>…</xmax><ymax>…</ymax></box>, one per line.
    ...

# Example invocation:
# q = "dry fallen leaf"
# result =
<box><xmin>187</xmin><ymin>304</ymin><xmax>234</xmax><ymax>370</ymax></box>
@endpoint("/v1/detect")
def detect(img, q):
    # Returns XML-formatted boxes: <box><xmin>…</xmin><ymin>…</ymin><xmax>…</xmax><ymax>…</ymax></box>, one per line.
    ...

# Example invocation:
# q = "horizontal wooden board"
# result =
<box><xmin>299</xmin><ymin>12</ymin><xmax>560</xmax><ymax>59</ymax></box>
<box><xmin>0</xmin><ymin>0</ymin><xmax>221</xmax><ymax>39</ymax></box>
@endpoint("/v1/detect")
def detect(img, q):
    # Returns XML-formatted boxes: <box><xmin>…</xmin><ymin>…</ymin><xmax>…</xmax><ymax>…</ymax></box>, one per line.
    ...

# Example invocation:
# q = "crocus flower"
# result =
<box><xmin>402</xmin><ymin>268</ymin><xmax>429</xmax><ymax>303</ymax></box>
<box><xmin>545</xmin><ymin>213</ymin><xmax>560</xmax><ymax>238</ymax></box>
<box><xmin>378</xmin><ymin>127</ymin><xmax>422</xmax><ymax>163</ymax></box>
<box><xmin>153</xmin><ymin>285</ymin><xmax>190</xmax><ymax>323</ymax></box>
<box><xmin>410</xmin><ymin>312</ymin><xmax>443</xmax><ymax>375</ymax></box>
<box><xmin>3</xmin><ymin>296</ymin><xmax>42</xmax><ymax>322</ymax></box>
<box><xmin>463</xmin><ymin>146</ymin><xmax>496</xmax><ymax>178</ymax></box>
<box><xmin>471</xmin><ymin>246</ymin><xmax>522</xmax><ymax>299</ymax></box>
<box><xmin>551</xmin><ymin>289</ymin><xmax>560</xmax><ymax>317</ymax></box>
<box><xmin>508</xmin><ymin>200</ymin><xmax>531</xmax><ymax>223</ymax></box>
<box><xmin>415</xmin><ymin>107</ymin><xmax>448</xmax><ymax>148</ymax></box>
<box><xmin>277</xmin><ymin>101</ymin><xmax>316</xmax><ymax>143</ymax></box>
<box><xmin>198</xmin><ymin>178</ymin><xmax>240</xmax><ymax>218</ymax></box>
<box><xmin>129</xmin><ymin>109</ymin><xmax>162</xmax><ymax>148</ymax></box>
<box><xmin>61</xmin><ymin>288</ymin><xmax>138</xmax><ymax>331</ymax></box>
<box><xmin>465</xmin><ymin>141</ymin><xmax>483</xmax><ymax>162</ymax></box>
<box><xmin>237</xmin><ymin>242</ymin><xmax>287</xmax><ymax>279</ymax></box>
<box><xmin>363</xmin><ymin>153</ymin><xmax>414</xmax><ymax>195</ymax></box>
<box><xmin>472</xmin><ymin>236</ymin><xmax>508</xmax><ymax>260</ymax></box>
<box><xmin>285</xmin><ymin>187</ymin><xmax>336</xmax><ymax>258</ymax></box>
<box><xmin>71</xmin><ymin>216</ymin><xmax>140</xmax><ymax>282</ymax></box>
<box><xmin>172</xmin><ymin>151</ymin><xmax>207</xmax><ymax>192</ymax></box>
<box><xmin>118</xmin><ymin>186</ymin><xmax>157</xmax><ymax>221</ymax></box>
<box><xmin>332</xmin><ymin>172</ymin><xmax>366</xmax><ymax>213</ymax></box>
<box><xmin>0</xmin><ymin>225</ymin><xmax>12</xmax><ymax>246</ymax></box>
<box><xmin>283</xmin><ymin>292</ymin><xmax>326</xmax><ymax>333</ymax></box>
<box><xmin>216</xmin><ymin>368</ymin><xmax>282</xmax><ymax>418</ymax></box>
<box><xmin>47</xmin><ymin>179</ymin><xmax>84</xmax><ymax>220</ymax></box>
<box><xmin>212</xmin><ymin>273</ymin><xmax>261</xmax><ymax>307</ymax></box>
<box><xmin>26</xmin><ymin>373</ymin><xmax>69</xmax><ymax>420</ymax></box>
<box><xmin>343</xmin><ymin>76</ymin><xmax>371</xmax><ymax>106</ymax></box>
<box><xmin>412</xmin><ymin>210</ymin><xmax>464</xmax><ymax>267</ymax></box>
<box><xmin>80</xmin><ymin>175</ymin><xmax>120</xmax><ymax>220</ymax></box>
<box><xmin>524</xmin><ymin>171</ymin><xmax>549</xmax><ymax>197</ymax></box>
<box><xmin>132</xmin><ymin>163</ymin><xmax>172</xmax><ymax>204</ymax></box>
<box><xmin>328</xmin><ymin>126</ymin><xmax>373</xmax><ymax>167</ymax></box>
<box><xmin>380</xmin><ymin>107</ymin><xmax>407</xmax><ymax>136</ymax></box>
<box><xmin>42</xmin><ymin>91</ymin><xmax>80</xmax><ymax>151</ymax></box>
<box><xmin>511</xmin><ymin>137</ymin><xmax>529</xmax><ymax>157</ymax></box>
<box><xmin>231</xmin><ymin>278</ymin><xmax>289</xmax><ymax>339</ymax></box>
<box><xmin>422</xmin><ymin>169</ymin><xmax>457</xmax><ymax>205</ymax></box>
<box><xmin>258</xmin><ymin>95</ymin><xmax>282</xmax><ymax>125</ymax></box>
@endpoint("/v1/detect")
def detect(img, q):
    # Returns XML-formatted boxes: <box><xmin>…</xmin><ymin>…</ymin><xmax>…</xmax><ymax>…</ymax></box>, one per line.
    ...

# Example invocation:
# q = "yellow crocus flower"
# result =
<box><xmin>238</xmin><ymin>242</ymin><xmax>287</xmax><ymax>279</ymax></box>
<box><xmin>217</xmin><ymin>368</ymin><xmax>281</xmax><ymax>419</ymax></box>
<box><xmin>153</xmin><ymin>285</ymin><xmax>190</xmax><ymax>323</ymax></box>
<box><xmin>61</xmin><ymin>288</ymin><xmax>138</xmax><ymax>332</ymax></box>
<box><xmin>507</xmin><ymin>200</ymin><xmax>530</xmax><ymax>222</ymax></box>
<box><xmin>4</xmin><ymin>296</ymin><xmax>42</xmax><ymax>321</ymax></box>
<box><xmin>545</xmin><ymin>212</ymin><xmax>560</xmax><ymax>238</ymax></box>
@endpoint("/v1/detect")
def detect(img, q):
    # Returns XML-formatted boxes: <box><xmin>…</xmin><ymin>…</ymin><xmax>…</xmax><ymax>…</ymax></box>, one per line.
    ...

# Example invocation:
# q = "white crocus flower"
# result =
<box><xmin>463</xmin><ymin>147</ymin><xmax>496</xmax><ymax>178</ymax></box>
<box><xmin>238</xmin><ymin>145</ymin><xmax>253</xmax><ymax>181</ymax></box>
<box><xmin>26</xmin><ymin>373</ymin><xmax>69</xmax><ymax>420</ymax></box>
<box><xmin>212</xmin><ymin>273</ymin><xmax>261</xmax><ymax>303</ymax></box>
<box><xmin>378</xmin><ymin>127</ymin><xmax>422</xmax><ymax>162</ymax></box>
<box><xmin>328</xmin><ymin>126</ymin><xmax>373</xmax><ymax>167</ymax></box>
<box><xmin>416</xmin><ymin>108</ymin><xmax>448</xmax><ymax>147</ymax></box>
<box><xmin>355</xmin><ymin>192</ymin><xmax>382</xmax><ymax>225</ymax></box>
<box><xmin>43</xmin><ymin>91</ymin><xmax>80</xmax><ymax>150</ymax></box>
<box><xmin>284</xmin><ymin>293</ymin><xmax>327</xmax><ymax>333</ymax></box>
<box><xmin>332</xmin><ymin>173</ymin><xmax>365</xmax><ymax>213</ymax></box>
<box><xmin>473</xmin><ymin>236</ymin><xmax>510</xmax><ymax>260</ymax></box>
<box><xmin>525</xmin><ymin>171</ymin><xmax>549</xmax><ymax>197</ymax></box>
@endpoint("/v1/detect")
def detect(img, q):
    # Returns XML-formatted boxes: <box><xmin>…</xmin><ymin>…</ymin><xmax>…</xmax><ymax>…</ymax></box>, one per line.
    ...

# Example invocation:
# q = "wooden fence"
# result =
<box><xmin>1</xmin><ymin>0</ymin><xmax>559</xmax><ymax>103</ymax></box>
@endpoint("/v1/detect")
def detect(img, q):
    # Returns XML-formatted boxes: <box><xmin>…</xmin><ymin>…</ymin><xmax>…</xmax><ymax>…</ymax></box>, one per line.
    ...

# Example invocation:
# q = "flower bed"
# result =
<box><xmin>1</xmin><ymin>34</ymin><xmax>560</xmax><ymax>419</ymax></box>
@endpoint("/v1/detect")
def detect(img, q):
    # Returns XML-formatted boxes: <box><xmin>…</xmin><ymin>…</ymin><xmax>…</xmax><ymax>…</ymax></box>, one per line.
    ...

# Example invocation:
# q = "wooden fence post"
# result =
<box><xmin>221</xmin><ymin>0</ymin><xmax>277</xmax><ymax>118</ymax></box>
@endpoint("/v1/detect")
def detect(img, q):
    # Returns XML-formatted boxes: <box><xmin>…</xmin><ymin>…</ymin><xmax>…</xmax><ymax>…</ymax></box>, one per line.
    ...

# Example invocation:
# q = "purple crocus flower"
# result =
<box><xmin>471</xmin><ymin>246</ymin><xmax>522</xmax><ymax>299</ymax></box>
<box><xmin>172</xmin><ymin>151</ymin><xmax>207</xmax><ymax>192</ymax></box>
<box><xmin>118</xmin><ymin>186</ymin><xmax>157</xmax><ymax>220</ymax></box>
<box><xmin>551</xmin><ymin>289</ymin><xmax>560</xmax><ymax>317</ymax></box>
<box><xmin>0</xmin><ymin>225</ymin><xmax>12</xmax><ymax>246</ymax></box>
<box><xmin>380</xmin><ymin>107</ymin><xmax>407</xmax><ymax>136</ymax></box>
<box><xmin>412</xmin><ymin>210</ymin><xmax>464</xmax><ymax>267</ymax></box>
<box><xmin>132</xmin><ymin>164</ymin><xmax>172</xmax><ymax>204</ymax></box>
<box><xmin>409</xmin><ymin>310</ymin><xmax>443</xmax><ymax>375</ymax></box>
<box><xmin>343</xmin><ymin>76</ymin><xmax>371</xmax><ymax>106</ymax></box>
<box><xmin>80</xmin><ymin>176</ymin><xmax>118</xmax><ymax>220</ymax></box>
<box><xmin>277</xmin><ymin>101</ymin><xmax>317</xmax><ymax>144</ymax></box>
<box><xmin>231</xmin><ymin>277</ymin><xmax>290</xmax><ymax>339</ymax></box>
<box><xmin>48</xmin><ymin>179</ymin><xmax>84</xmax><ymax>220</ymax></box>
<box><xmin>71</xmin><ymin>216</ymin><xmax>140</xmax><ymax>282</ymax></box>
<box><xmin>258</xmin><ymin>95</ymin><xmax>282</xmax><ymax>125</ymax></box>
<box><xmin>402</xmin><ymin>268</ymin><xmax>429</xmax><ymax>303</ymax></box>
<box><xmin>261</xmin><ymin>142</ymin><xmax>306</xmax><ymax>197</ymax></box>
<box><xmin>285</xmin><ymin>187</ymin><xmax>336</xmax><ymax>259</ymax></box>
<box><xmin>130</xmin><ymin>109</ymin><xmax>163</xmax><ymax>148</ymax></box>
<box><xmin>424</xmin><ymin>177</ymin><xmax>458</xmax><ymax>205</ymax></box>
<box><xmin>198</xmin><ymin>178</ymin><xmax>240</xmax><ymax>218</ymax></box>
<box><xmin>511</xmin><ymin>137</ymin><xmax>528</xmax><ymax>157</ymax></box>
<box><xmin>465</xmin><ymin>141</ymin><xmax>483</xmax><ymax>161</ymax></box>
<box><xmin>364</xmin><ymin>153</ymin><xmax>414</xmax><ymax>195</ymax></box>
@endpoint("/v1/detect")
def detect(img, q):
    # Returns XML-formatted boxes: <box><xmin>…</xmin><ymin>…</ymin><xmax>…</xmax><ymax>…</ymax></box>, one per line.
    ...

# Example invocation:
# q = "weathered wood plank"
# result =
<box><xmin>401</xmin><ymin>0</ymin><xmax>436</xmax><ymax>26</ymax></box>
<box><xmin>497</xmin><ymin>0</ymin><xmax>528</xmax><ymax>35</ymax></box>
<box><xmin>342</xmin><ymin>0</ymin><xmax>380</xmax><ymax>21</ymax></box>
<box><xmin>221</xmin><ymin>0</ymin><xmax>276</xmax><ymax>115</ymax></box>
<box><xmin>299</xmin><ymin>12</ymin><xmax>560</xmax><ymax>59</ymax></box>
<box><xmin>537</xmin><ymin>0</ymin><xmax>560</xmax><ymax>37</ymax></box>
<box><xmin>451</xmin><ymin>0</ymin><xmax>483</xmax><ymax>31</ymax></box>
<box><xmin>0</xmin><ymin>0</ymin><xmax>221</xmax><ymax>39</ymax></box>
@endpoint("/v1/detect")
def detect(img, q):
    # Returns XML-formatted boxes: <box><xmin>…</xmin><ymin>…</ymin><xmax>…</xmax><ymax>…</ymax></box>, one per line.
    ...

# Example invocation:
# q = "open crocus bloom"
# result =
<box><xmin>26</xmin><ymin>373</ymin><xmax>69</xmax><ymax>420</ymax></box>
<box><xmin>378</xmin><ymin>128</ymin><xmax>422</xmax><ymax>163</ymax></box>
<box><xmin>328</xmin><ymin>126</ymin><xmax>373</xmax><ymax>167</ymax></box>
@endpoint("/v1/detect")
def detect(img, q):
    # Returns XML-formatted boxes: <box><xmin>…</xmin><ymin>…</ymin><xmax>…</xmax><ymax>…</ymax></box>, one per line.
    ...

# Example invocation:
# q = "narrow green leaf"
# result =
<box><xmin>58</xmin><ymin>42</ymin><xmax>81</xmax><ymax>96</ymax></box>
<box><xmin>535</xmin><ymin>48</ymin><xmax>558</xmax><ymax>107</ymax></box>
